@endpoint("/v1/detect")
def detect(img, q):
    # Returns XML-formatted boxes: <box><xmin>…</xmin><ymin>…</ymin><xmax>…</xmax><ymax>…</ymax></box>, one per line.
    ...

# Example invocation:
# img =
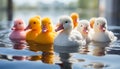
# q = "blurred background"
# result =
<box><xmin>0</xmin><ymin>0</ymin><xmax>120</xmax><ymax>29</ymax></box>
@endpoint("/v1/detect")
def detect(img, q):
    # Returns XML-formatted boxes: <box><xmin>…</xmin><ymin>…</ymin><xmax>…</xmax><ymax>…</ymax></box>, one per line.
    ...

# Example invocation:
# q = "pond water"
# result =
<box><xmin>0</xmin><ymin>10</ymin><xmax>120</xmax><ymax>69</ymax></box>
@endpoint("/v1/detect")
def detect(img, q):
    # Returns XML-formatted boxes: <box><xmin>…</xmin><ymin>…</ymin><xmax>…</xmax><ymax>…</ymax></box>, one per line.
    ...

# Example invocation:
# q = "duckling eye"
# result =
<box><xmin>97</xmin><ymin>23</ymin><xmax>99</xmax><ymax>25</ymax></box>
<box><xmin>33</xmin><ymin>22</ymin><xmax>36</xmax><ymax>24</ymax></box>
<box><xmin>19</xmin><ymin>22</ymin><xmax>21</xmax><ymax>24</ymax></box>
<box><xmin>65</xmin><ymin>21</ymin><xmax>68</xmax><ymax>23</ymax></box>
<box><xmin>49</xmin><ymin>22</ymin><xmax>51</xmax><ymax>24</ymax></box>
<box><xmin>80</xmin><ymin>25</ymin><xmax>82</xmax><ymax>27</ymax></box>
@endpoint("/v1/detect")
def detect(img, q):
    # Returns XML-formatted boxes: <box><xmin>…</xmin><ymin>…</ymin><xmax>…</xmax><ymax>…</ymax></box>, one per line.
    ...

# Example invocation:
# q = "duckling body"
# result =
<box><xmin>92</xmin><ymin>31</ymin><xmax>111</xmax><ymax>42</ymax></box>
<box><xmin>26</xmin><ymin>30</ymin><xmax>40</xmax><ymax>41</ymax></box>
<box><xmin>55</xmin><ymin>30</ymin><xmax>84</xmax><ymax>46</ymax></box>
<box><xmin>25</xmin><ymin>16</ymin><xmax>41</xmax><ymax>42</ymax></box>
<box><xmin>35</xmin><ymin>32</ymin><xmax>55</xmax><ymax>44</ymax></box>
<box><xmin>10</xmin><ymin>31</ymin><xmax>26</xmax><ymax>40</ymax></box>
<box><xmin>54</xmin><ymin>16</ymin><xmax>85</xmax><ymax>53</ymax></box>
<box><xmin>9</xmin><ymin>19</ymin><xmax>26</xmax><ymax>43</ymax></box>
<box><xmin>35</xmin><ymin>17</ymin><xmax>56</xmax><ymax>44</ymax></box>
<box><xmin>92</xmin><ymin>17</ymin><xmax>117</xmax><ymax>42</ymax></box>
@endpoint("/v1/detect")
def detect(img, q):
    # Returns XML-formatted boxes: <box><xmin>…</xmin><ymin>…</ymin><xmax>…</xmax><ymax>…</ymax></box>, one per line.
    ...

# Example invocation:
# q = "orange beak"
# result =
<box><xmin>42</xmin><ymin>25</ymin><xmax>47</xmax><ymax>33</ymax></box>
<box><xmin>11</xmin><ymin>27</ymin><xmax>15</xmax><ymax>30</ymax></box>
<box><xmin>100</xmin><ymin>24</ymin><xmax>106</xmax><ymax>32</ymax></box>
<box><xmin>11</xmin><ymin>24</ymin><xmax>17</xmax><ymax>30</ymax></box>
<box><xmin>83</xmin><ymin>26</ymin><xmax>88</xmax><ymax>34</ymax></box>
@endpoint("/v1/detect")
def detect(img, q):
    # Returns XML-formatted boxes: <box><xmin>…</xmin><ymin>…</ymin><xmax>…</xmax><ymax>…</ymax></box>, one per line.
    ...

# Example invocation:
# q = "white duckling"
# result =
<box><xmin>92</xmin><ymin>17</ymin><xmax>117</xmax><ymax>42</ymax></box>
<box><xmin>54</xmin><ymin>16</ymin><xmax>86</xmax><ymax>53</ymax></box>
<box><xmin>76</xmin><ymin>20</ymin><xmax>92</xmax><ymax>43</ymax></box>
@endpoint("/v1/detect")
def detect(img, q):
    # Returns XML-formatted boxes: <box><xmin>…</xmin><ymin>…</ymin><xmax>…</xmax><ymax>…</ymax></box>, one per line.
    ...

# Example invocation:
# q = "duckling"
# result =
<box><xmin>70</xmin><ymin>13</ymin><xmax>79</xmax><ymax>28</ymax></box>
<box><xmin>35</xmin><ymin>17</ymin><xmax>56</xmax><ymax>44</ymax></box>
<box><xmin>9</xmin><ymin>19</ymin><xmax>26</xmax><ymax>43</ymax></box>
<box><xmin>25</xmin><ymin>16</ymin><xmax>41</xmax><ymax>42</ymax></box>
<box><xmin>76</xmin><ymin>20</ymin><xmax>92</xmax><ymax>43</ymax></box>
<box><xmin>54</xmin><ymin>16</ymin><xmax>86</xmax><ymax>53</ymax></box>
<box><xmin>89</xmin><ymin>17</ymin><xmax>96</xmax><ymax>28</ymax></box>
<box><xmin>92</xmin><ymin>17</ymin><xmax>117</xmax><ymax>42</ymax></box>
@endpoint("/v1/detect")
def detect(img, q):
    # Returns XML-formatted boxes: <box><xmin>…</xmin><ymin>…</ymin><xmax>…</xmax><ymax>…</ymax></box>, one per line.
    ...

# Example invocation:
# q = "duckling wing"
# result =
<box><xmin>107</xmin><ymin>31</ymin><xmax>117</xmax><ymax>42</ymax></box>
<box><xmin>70</xmin><ymin>30</ymin><xmax>86</xmax><ymax>45</ymax></box>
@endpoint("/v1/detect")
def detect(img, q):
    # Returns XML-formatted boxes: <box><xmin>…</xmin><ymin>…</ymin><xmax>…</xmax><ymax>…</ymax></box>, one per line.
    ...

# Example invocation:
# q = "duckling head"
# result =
<box><xmin>70</xmin><ymin>13</ymin><xmax>79</xmax><ymax>28</ymax></box>
<box><xmin>77</xmin><ymin>20</ymin><xmax>90</xmax><ymax>34</ymax></box>
<box><xmin>93</xmin><ymin>17</ymin><xmax>107</xmax><ymax>33</ymax></box>
<box><xmin>41</xmin><ymin>17</ymin><xmax>54</xmax><ymax>33</ymax></box>
<box><xmin>25</xmin><ymin>16</ymin><xmax>41</xmax><ymax>31</ymax></box>
<box><xmin>12</xmin><ymin>19</ymin><xmax>25</xmax><ymax>30</ymax></box>
<box><xmin>55</xmin><ymin>16</ymin><xmax>73</xmax><ymax>33</ymax></box>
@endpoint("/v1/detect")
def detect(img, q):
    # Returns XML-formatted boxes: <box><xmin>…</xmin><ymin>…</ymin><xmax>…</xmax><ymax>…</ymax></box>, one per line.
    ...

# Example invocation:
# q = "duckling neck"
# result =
<box><xmin>82</xmin><ymin>33</ymin><xmax>88</xmax><ymax>38</ymax></box>
<box><xmin>31</xmin><ymin>29</ymin><xmax>41</xmax><ymax>33</ymax></box>
<box><xmin>63</xmin><ymin>29</ymin><xmax>72</xmax><ymax>35</ymax></box>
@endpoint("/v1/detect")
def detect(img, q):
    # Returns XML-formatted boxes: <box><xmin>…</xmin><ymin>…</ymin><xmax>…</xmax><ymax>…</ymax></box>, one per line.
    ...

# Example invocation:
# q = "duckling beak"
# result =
<box><xmin>11</xmin><ymin>27</ymin><xmax>15</xmax><ymax>30</ymax></box>
<box><xmin>11</xmin><ymin>25</ymin><xmax>17</xmax><ymax>30</ymax></box>
<box><xmin>100</xmin><ymin>24</ymin><xmax>106</xmax><ymax>32</ymax></box>
<box><xmin>83</xmin><ymin>26</ymin><xmax>88</xmax><ymax>34</ymax></box>
<box><xmin>42</xmin><ymin>25</ymin><xmax>47</xmax><ymax>33</ymax></box>
<box><xmin>25</xmin><ymin>24</ymin><xmax>31</xmax><ymax>30</ymax></box>
<box><xmin>55</xmin><ymin>23</ymin><xmax>64</xmax><ymax>32</ymax></box>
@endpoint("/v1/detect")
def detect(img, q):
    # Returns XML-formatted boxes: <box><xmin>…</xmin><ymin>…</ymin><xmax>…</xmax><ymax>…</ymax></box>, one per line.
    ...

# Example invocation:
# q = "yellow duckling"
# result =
<box><xmin>25</xmin><ymin>16</ymin><xmax>41</xmax><ymax>42</ymax></box>
<box><xmin>70</xmin><ymin>12</ymin><xmax>79</xmax><ymax>28</ymax></box>
<box><xmin>35</xmin><ymin>17</ymin><xmax>56</xmax><ymax>44</ymax></box>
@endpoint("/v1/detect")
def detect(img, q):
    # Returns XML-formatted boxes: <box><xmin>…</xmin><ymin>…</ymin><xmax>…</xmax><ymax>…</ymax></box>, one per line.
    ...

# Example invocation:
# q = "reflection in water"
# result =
<box><xmin>29</xmin><ymin>52</ymin><xmax>54</xmax><ymax>64</ymax></box>
<box><xmin>13</xmin><ymin>43</ymin><xmax>27</xmax><ymax>50</ymax></box>
<box><xmin>79</xmin><ymin>42</ymin><xmax>108</xmax><ymax>56</ymax></box>
<box><xmin>1</xmin><ymin>42</ymin><xmax>55</xmax><ymax>64</ymax></box>
<box><xmin>84</xmin><ymin>42</ymin><xmax>110</xmax><ymax>56</ymax></box>
<box><xmin>106</xmin><ymin>40</ymin><xmax>120</xmax><ymax>55</ymax></box>
<box><xmin>28</xmin><ymin>42</ymin><xmax>54</xmax><ymax>52</ymax></box>
<box><xmin>27</xmin><ymin>41</ymin><xmax>54</xmax><ymax>64</ymax></box>
<box><xmin>58</xmin><ymin>53</ymin><xmax>72</xmax><ymax>69</ymax></box>
<box><xmin>79</xmin><ymin>44</ymin><xmax>89</xmax><ymax>54</ymax></box>
<box><xmin>0</xmin><ymin>54</ymin><xmax>13</xmax><ymax>61</ymax></box>
<box><xmin>79</xmin><ymin>42</ymin><xmax>111</xmax><ymax>69</ymax></box>
<box><xmin>84</xmin><ymin>62</ymin><xmax>108</xmax><ymax>69</ymax></box>
<box><xmin>12</xmin><ymin>56</ymin><xmax>27</xmax><ymax>61</ymax></box>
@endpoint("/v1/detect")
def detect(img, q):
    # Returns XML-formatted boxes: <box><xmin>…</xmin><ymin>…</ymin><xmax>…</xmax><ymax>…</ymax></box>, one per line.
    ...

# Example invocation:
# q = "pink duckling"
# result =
<box><xmin>9</xmin><ymin>19</ymin><xmax>26</xmax><ymax>43</ymax></box>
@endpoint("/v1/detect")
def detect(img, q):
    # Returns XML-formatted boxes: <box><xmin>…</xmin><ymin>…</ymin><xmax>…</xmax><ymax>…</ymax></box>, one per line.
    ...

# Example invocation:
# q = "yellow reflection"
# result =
<box><xmin>29</xmin><ymin>55</ymin><xmax>42</xmax><ymax>61</ymax></box>
<box><xmin>28</xmin><ymin>52</ymin><xmax>54</xmax><ymax>64</ymax></box>
<box><xmin>27</xmin><ymin>41</ymin><xmax>54</xmax><ymax>64</ymax></box>
<box><xmin>28</xmin><ymin>42</ymin><xmax>53</xmax><ymax>52</ymax></box>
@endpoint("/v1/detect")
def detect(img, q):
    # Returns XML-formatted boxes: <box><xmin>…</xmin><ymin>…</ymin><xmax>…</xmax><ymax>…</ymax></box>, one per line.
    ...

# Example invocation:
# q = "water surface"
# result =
<box><xmin>0</xmin><ymin>10</ymin><xmax>120</xmax><ymax>69</ymax></box>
